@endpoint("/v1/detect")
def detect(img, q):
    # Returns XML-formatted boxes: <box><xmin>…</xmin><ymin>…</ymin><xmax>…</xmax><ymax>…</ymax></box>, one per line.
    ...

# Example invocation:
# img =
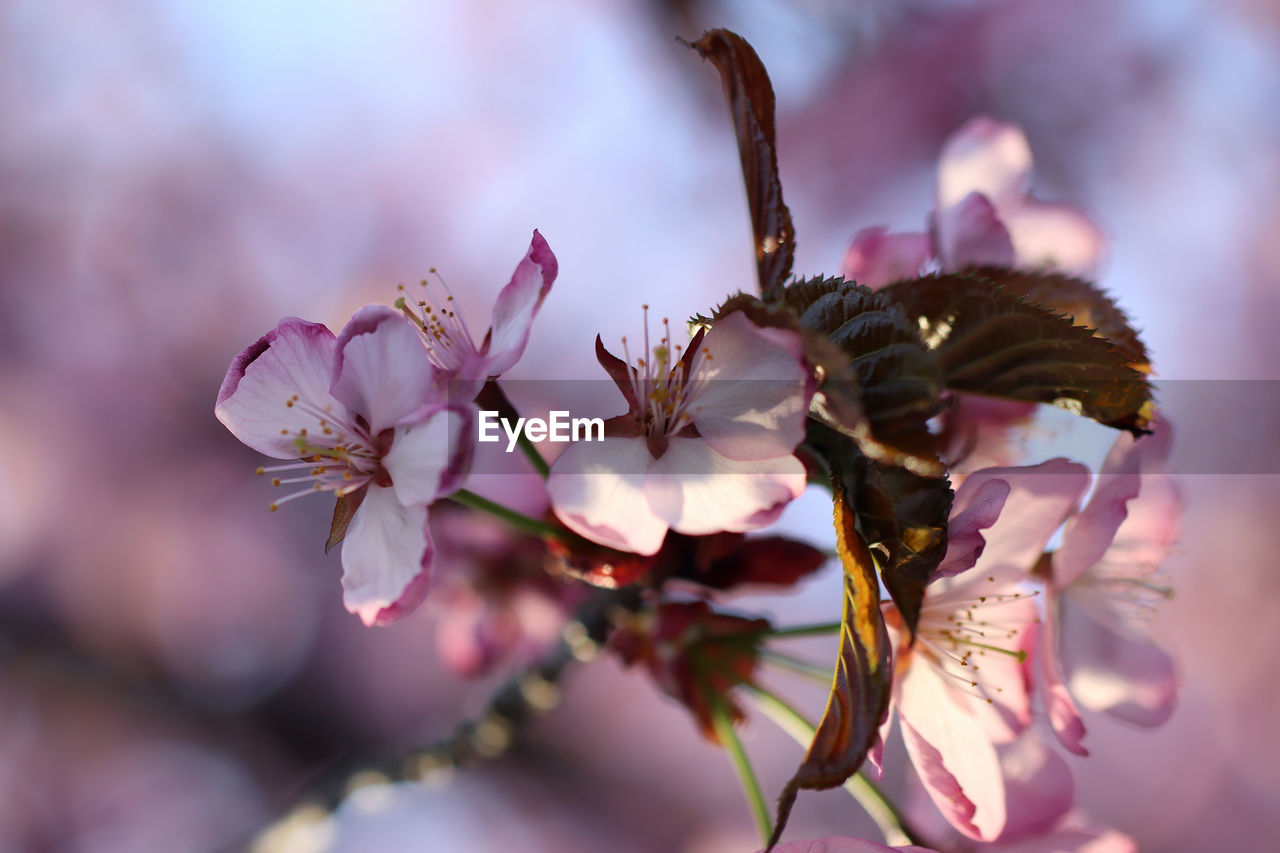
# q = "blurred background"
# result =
<box><xmin>2</xmin><ymin>0</ymin><xmax>1278</xmax><ymax>850</ymax></box>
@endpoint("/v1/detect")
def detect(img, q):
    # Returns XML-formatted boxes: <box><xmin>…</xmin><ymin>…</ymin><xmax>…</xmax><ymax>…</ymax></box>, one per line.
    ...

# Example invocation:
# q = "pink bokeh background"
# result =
<box><xmin>2</xmin><ymin>1</ymin><xmax>1278</xmax><ymax>850</ymax></box>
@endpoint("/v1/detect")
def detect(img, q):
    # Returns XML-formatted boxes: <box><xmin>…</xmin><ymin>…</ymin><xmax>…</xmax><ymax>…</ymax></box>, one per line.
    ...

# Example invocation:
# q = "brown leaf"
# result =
<box><xmin>784</xmin><ymin>276</ymin><xmax>946</xmax><ymax>476</ymax></box>
<box><xmin>848</xmin><ymin>454</ymin><xmax>952</xmax><ymax>635</ymax></box>
<box><xmin>964</xmin><ymin>266</ymin><xmax>1151</xmax><ymax>372</ymax></box>
<box><xmin>770</xmin><ymin>478</ymin><xmax>892</xmax><ymax>848</ymax></box>
<box><xmin>879</xmin><ymin>272</ymin><xmax>1154</xmax><ymax>435</ymax></box>
<box><xmin>688</xmin><ymin>30</ymin><xmax>795</xmax><ymax>300</ymax></box>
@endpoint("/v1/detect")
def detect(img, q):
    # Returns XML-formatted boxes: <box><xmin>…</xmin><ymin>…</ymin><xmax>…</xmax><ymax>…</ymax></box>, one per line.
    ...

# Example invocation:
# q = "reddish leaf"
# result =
<box><xmin>691</xmin><ymin>535</ymin><xmax>829</xmax><ymax>591</ymax></box>
<box><xmin>544</xmin><ymin>536</ymin><xmax>657</xmax><ymax>589</ymax></box>
<box><xmin>688</xmin><ymin>30</ymin><xmax>795</xmax><ymax>300</ymax></box>
<box><xmin>770</xmin><ymin>479</ymin><xmax>892</xmax><ymax>847</ymax></box>
<box><xmin>610</xmin><ymin>600</ymin><xmax>769</xmax><ymax>742</ymax></box>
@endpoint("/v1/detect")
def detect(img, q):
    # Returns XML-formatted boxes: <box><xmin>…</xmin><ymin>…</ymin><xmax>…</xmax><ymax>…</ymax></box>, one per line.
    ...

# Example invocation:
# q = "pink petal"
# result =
<box><xmin>1058</xmin><ymin>587</ymin><xmax>1177</xmax><ymax>726</ymax></box>
<box><xmin>934</xmin><ymin>192</ymin><xmax>1016</xmax><ymax>271</ymax></box>
<box><xmin>994</xmin><ymin>735</ymin><xmax>1075</xmax><ymax>842</ymax></box>
<box><xmin>1003</xmin><ymin>199</ymin><xmax>1107</xmax><ymax>279</ymax></box>
<box><xmin>1052</xmin><ymin>450</ymin><xmax>1142</xmax><ymax>589</ymax></box>
<box><xmin>382</xmin><ymin>405</ymin><xmax>475</xmax><ymax>506</ymax></box>
<box><xmin>841</xmin><ymin>226</ymin><xmax>933</xmax><ymax>289</ymax></box>
<box><xmin>935</xmin><ymin>477</ymin><xmax>1011</xmax><ymax>579</ymax></box>
<box><xmin>937</xmin><ymin>117</ymin><xmax>1032</xmax><ymax>213</ymax></box>
<box><xmin>643</xmin><ymin>437</ymin><xmax>806</xmax><ymax>537</ymax></box>
<box><xmin>340</xmin><ymin>485</ymin><xmax>432</xmax><ymax>626</ymax></box>
<box><xmin>476</xmin><ymin>229</ymin><xmax>558</xmax><ymax>378</ymax></box>
<box><xmin>547</xmin><ymin>437</ymin><xmax>669</xmax><ymax>555</ymax></box>
<box><xmin>1058</xmin><ymin>420</ymin><xmax>1179</xmax><ymax>587</ymax></box>
<box><xmin>214</xmin><ymin>317</ymin><xmax>343</xmax><ymax>459</ymax></box>
<box><xmin>762</xmin><ymin>839</ymin><xmax>937</xmax><ymax>853</ymax></box>
<box><xmin>688</xmin><ymin>311</ymin><xmax>812</xmax><ymax>461</ymax></box>
<box><xmin>331</xmin><ymin>305</ymin><xmax>441</xmax><ymax>435</ymax></box>
<box><xmin>897</xmin><ymin>657</ymin><xmax>1006</xmax><ymax>841</ymax></box>
<box><xmin>1039</xmin><ymin>589</ymin><xmax>1088</xmax><ymax>756</ymax></box>
<box><xmin>943</xmin><ymin>459</ymin><xmax>1090</xmax><ymax>594</ymax></box>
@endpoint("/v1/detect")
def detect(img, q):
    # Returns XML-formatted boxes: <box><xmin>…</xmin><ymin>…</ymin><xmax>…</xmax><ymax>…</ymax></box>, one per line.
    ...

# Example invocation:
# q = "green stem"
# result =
<box><xmin>764</xmin><ymin>621</ymin><xmax>843</xmax><ymax>639</ymax></box>
<box><xmin>448</xmin><ymin>489</ymin><xmax>564</xmax><ymax>540</ymax></box>
<box><xmin>761</xmin><ymin>649</ymin><xmax>836</xmax><ymax>686</ymax></box>
<box><xmin>705</xmin><ymin>621</ymin><xmax>843</xmax><ymax>646</ymax></box>
<box><xmin>475</xmin><ymin>380</ymin><xmax>550</xmax><ymax>479</ymax></box>
<box><xmin>710</xmin><ymin>699</ymin><xmax>773</xmax><ymax>845</ymax></box>
<box><xmin>743</xmin><ymin>684</ymin><xmax>926</xmax><ymax>848</ymax></box>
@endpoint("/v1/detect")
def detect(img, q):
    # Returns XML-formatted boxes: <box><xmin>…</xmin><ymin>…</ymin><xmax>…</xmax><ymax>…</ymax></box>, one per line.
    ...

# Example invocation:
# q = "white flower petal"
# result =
<box><xmin>547</xmin><ymin>438</ymin><xmax>668</xmax><ymax>555</ymax></box>
<box><xmin>331</xmin><ymin>305</ymin><xmax>441</xmax><ymax>434</ymax></box>
<box><xmin>643</xmin><ymin>437</ymin><xmax>805</xmax><ymax>537</ymax></box>
<box><xmin>215</xmin><ymin>318</ymin><xmax>345</xmax><ymax>459</ymax></box>
<box><xmin>383</xmin><ymin>406</ymin><xmax>475</xmax><ymax>506</ymax></box>
<box><xmin>340</xmin><ymin>485</ymin><xmax>432</xmax><ymax>626</ymax></box>
<box><xmin>687</xmin><ymin>311</ymin><xmax>810</xmax><ymax>462</ymax></box>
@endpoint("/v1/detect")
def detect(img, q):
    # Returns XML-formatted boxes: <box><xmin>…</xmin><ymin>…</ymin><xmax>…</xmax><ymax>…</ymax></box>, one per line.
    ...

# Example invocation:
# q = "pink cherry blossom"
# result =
<box><xmin>546</xmin><ymin>310</ymin><xmax>812</xmax><ymax>556</ymax></box>
<box><xmin>934</xmin><ymin>118</ymin><xmax>1106</xmax><ymax>278</ymax></box>
<box><xmin>399</xmin><ymin>230</ymin><xmax>558</xmax><ymax>396</ymax></box>
<box><xmin>885</xmin><ymin>460</ymin><xmax>1090</xmax><ymax>841</ymax></box>
<box><xmin>842</xmin><ymin>117</ymin><xmax>1105</xmax><ymax>288</ymax></box>
<box><xmin>215</xmin><ymin>306</ymin><xmax>472</xmax><ymax>626</ymax></box>
<box><xmin>1041</xmin><ymin>421</ymin><xmax>1180</xmax><ymax>745</ymax></box>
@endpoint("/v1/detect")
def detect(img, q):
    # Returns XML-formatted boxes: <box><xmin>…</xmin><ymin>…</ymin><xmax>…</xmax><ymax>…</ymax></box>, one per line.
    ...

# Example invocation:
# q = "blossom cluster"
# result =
<box><xmin>215</xmin><ymin>88</ymin><xmax>1180</xmax><ymax>851</ymax></box>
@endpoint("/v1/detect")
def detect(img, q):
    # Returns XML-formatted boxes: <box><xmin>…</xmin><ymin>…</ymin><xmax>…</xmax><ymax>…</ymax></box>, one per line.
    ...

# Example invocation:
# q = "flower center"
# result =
<box><xmin>619</xmin><ymin>306</ymin><xmax>712</xmax><ymax>441</ymax></box>
<box><xmin>395</xmin><ymin>268</ymin><xmax>480</xmax><ymax>371</ymax></box>
<box><xmin>257</xmin><ymin>393</ymin><xmax>382</xmax><ymax>511</ymax></box>
<box><xmin>911</xmin><ymin>582</ymin><xmax>1038</xmax><ymax>706</ymax></box>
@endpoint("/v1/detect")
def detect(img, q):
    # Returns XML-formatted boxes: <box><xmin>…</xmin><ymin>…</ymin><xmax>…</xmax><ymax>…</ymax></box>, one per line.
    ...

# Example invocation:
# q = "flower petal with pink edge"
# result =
<box><xmin>214</xmin><ymin>318</ymin><xmax>342</xmax><ymax>459</ymax></box>
<box><xmin>1059</xmin><ymin>588</ymin><xmax>1177</xmax><ymax>726</ymax></box>
<box><xmin>935</xmin><ymin>477</ymin><xmax>1011</xmax><ymax>579</ymax></box>
<box><xmin>547</xmin><ymin>437</ymin><xmax>669</xmax><ymax>555</ymax></box>
<box><xmin>340</xmin><ymin>485</ymin><xmax>433</xmax><ymax>626</ymax></box>
<box><xmin>1003</xmin><ymin>199</ymin><xmax>1107</xmax><ymax>279</ymax></box>
<box><xmin>994</xmin><ymin>735</ymin><xmax>1075</xmax><ymax>842</ymax></box>
<box><xmin>1041</xmin><ymin>592</ymin><xmax>1089</xmax><ymax>755</ymax></box>
<box><xmin>934</xmin><ymin>192</ymin><xmax>1015</xmax><ymax>271</ymax></box>
<box><xmin>331</xmin><ymin>305</ymin><xmax>440</xmax><ymax>435</ymax></box>
<box><xmin>1052</xmin><ymin>466</ymin><xmax>1143</xmax><ymax>590</ymax></box>
<box><xmin>688</xmin><ymin>311</ymin><xmax>811</xmax><ymax>461</ymax></box>
<box><xmin>761</xmin><ymin>838</ymin><xmax>937</xmax><ymax>853</ymax></box>
<box><xmin>382</xmin><ymin>405</ymin><xmax>475</xmax><ymax>506</ymax></box>
<box><xmin>897</xmin><ymin>656</ymin><xmax>1006</xmax><ymax>841</ymax></box>
<box><xmin>936</xmin><ymin>117</ymin><xmax>1032</xmax><ymax>212</ymax></box>
<box><xmin>841</xmin><ymin>226</ymin><xmax>932</xmax><ymax>289</ymax></box>
<box><xmin>939</xmin><ymin>459</ymin><xmax>1090</xmax><ymax>595</ymax></box>
<box><xmin>476</xmin><ymin>229</ymin><xmax>559</xmax><ymax>378</ymax></box>
<box><xmin>643</xmin><ymin>437</ymin><xmax>806</xmax><ymax>537</ymax></box>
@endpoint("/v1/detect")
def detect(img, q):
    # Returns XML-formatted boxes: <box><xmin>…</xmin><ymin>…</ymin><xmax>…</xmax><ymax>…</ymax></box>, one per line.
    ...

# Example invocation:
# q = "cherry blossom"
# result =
<box><xmin>546</xmin><ymin>310</ymin><xmax>812</xmax><ymax>556</ymax></box>
<box><xmin>398</xmin><ymin>230</ymin><xmax>558</xmax><ymax>397</ymax></box>
<box><xmin>215</xmin><ymin>306</ymin><xmax>472</xmax><ymax>626</ymax></box>
<box><xmin>1040</xmin><ymin>421</ymin><xmax>1181</xmax><ymax>750</ymax></box>
<box><xmin>884</xmin><ymin>460</ymin><xmax>1090</xmax><ymax>841</ymax></box>
<box><xmin>843</xmin><ymin>117</ymin><xmax>1105</xmax><ymax>288</ymax></box>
